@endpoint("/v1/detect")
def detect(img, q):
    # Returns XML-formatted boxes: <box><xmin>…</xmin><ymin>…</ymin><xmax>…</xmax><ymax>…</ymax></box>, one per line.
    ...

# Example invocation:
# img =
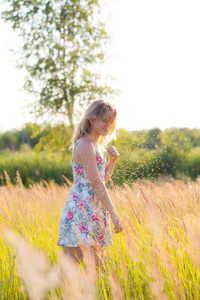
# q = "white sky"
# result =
<box><xmin>0</xmin><ymin>0</ymin><xmax>200</xmax><ymax>133</ymax></box>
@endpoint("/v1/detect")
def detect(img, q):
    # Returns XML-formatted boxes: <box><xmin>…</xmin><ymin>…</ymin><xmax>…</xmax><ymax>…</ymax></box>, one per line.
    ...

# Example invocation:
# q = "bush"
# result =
<box><xmin>0</xmin><ymin>147</ymin><xmax>72</xmax><ymax>187</ymax></box>
<box><xmin>1</xmin><ymin>143</ymin><xmax>200</xmax><ymax>187</ymax></box>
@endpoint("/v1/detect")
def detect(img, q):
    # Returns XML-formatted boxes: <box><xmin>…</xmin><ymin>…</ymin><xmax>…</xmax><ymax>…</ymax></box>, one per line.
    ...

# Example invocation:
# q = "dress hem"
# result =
<box><xmin>57</xmin><ymin>243</ymin><xmax>113</xmax><ymax>247</ymax></box>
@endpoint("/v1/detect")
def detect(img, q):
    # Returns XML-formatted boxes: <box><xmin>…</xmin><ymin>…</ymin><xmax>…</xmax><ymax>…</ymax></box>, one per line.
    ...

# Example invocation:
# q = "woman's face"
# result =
<box><xmin>90</xmin><ymin>110</ymin><xmax>115</xmax><ymax>136</ymax></box>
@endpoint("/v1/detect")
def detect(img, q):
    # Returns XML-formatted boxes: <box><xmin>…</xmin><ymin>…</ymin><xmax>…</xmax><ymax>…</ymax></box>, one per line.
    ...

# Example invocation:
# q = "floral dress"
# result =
<box><xmin>57</xmin><ymin>138</ymin><xmax>113</xmax><ymax>247</ymax></box>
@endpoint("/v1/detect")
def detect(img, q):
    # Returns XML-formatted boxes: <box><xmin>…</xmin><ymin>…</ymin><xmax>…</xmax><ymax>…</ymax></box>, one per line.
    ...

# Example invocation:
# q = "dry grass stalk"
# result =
<box><xmin>6</xmin><ymin>252</ymin><xmax>16</xmax><ymax>299</ymax></box>
<box><xmin>123</xmin><ymin>192</ymin><xmax>141</xmax><ymax>224</ymax></box>
<box><xmin>183</xmin><ymin>213</ymin><xmax>200</xmax><ymax>268</ymax></box>
<box><xmin>109</xmin><ymin>268</ymin><xmax>123</xmax><ymax>300</ymax></box>
<box><xmin>59</xmin><ymin>246</ymin><xmax>97</xmax><ymax>300</ymax></box>
<box><xmin>16</xmin><ymin>170</ymin><xmax>23</xmax><ymax>188</ymax></box>
<box><xmin>138</xmin><ymin>184</ymin><xmax>164</xmax><ymax>242</ymax></box>
<box><xmin>152</xmin><ymin>240</ymin><xmax>184</xmax><ymax>299</ymax></box>
<box><xmin>122</xmin><ymin>220</ymin><xmax>139</xmax><ymax>261</ymax></box>
<box><xmin>4</xmin><ymin>170</ymin><xmax>11</xmax><ymax>186</ymax></box>
<box><xmin>62</xmin><ymin>175</ymin><xmax>73</xmax><ymax>187</ymax></box>
<box><xmin>150</xmin><ymin>253</ymin><xmax>169</xmax><ymax>300</ymax></box>
<box><xmin>194</xmin><ymin>187</ymin><xmax>200</xmax><ymax>203</ymax></box>
<box><xmin>4</xmin><ymin>229</ymin><xmax>60</xmax><ymax>300</ymax></box>
<box><xmin>4</xmin><ymin>228</ymin><xmax>98</xmax><ymax>300</ymax></box>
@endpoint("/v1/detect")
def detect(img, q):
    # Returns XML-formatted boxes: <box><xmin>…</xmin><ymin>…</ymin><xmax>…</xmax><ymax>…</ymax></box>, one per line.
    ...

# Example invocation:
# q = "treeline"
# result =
<box><xmin>0</xmin><ymin>123</ymin><xmax>73</xmax><ymax>152</ymax></box>
<box><xmin>0</xmin><ymin>124</ymin><xmax>200</xmax><ymax>186</ymax></box>
<box><xmin>1</xmin><ymin>124</ymin><xmax>200</xmax><ymax>152</ymax></box>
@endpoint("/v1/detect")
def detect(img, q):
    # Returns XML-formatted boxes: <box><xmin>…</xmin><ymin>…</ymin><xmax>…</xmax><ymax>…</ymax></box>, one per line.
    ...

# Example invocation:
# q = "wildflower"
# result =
<box><xmin>57</xmin><ymin>240</ymin><xmax>61</xmax><ymax>246</ymax></box>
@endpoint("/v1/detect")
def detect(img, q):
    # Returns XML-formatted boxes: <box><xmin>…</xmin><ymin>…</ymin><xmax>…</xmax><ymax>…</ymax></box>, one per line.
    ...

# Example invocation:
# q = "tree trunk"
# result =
<box><xmin>68</xmin><ymin>103</ymin><xmax>74</xmax><ymax>130</ymax></box>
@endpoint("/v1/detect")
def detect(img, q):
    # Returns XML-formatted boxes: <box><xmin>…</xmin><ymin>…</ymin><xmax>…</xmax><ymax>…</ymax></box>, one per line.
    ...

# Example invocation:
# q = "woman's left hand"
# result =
<box><xmin>106</xmin><ymin>146</ymin><xmax>119</xmax><ymax>160</ymax></box>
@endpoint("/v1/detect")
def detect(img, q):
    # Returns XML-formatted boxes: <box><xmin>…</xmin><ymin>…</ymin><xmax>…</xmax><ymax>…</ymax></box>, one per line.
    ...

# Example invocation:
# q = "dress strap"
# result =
<box><xmin>72</xmin><ymin>138</ymin><xmax>87</xmax><ymax>162</ymax></box>
<box><xmin>72</xmin><ymin>137</ymin><xmax>105</xmax><ymax>162</ymax></box>
<box><xmin>72</xmin><ymin>141</ymin><xmax>79</xmax><ymax>162</ymax></box>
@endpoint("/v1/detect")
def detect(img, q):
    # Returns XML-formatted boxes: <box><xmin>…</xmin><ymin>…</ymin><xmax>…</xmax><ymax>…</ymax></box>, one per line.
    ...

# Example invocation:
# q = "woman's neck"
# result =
<box><xmin>84</xmin><ymin>132</ymin><xmax>100</xmax><ymax>144</ymax></box>
<box><xmin>82</xmin><ymin>133</ymin><xmax>104</xmax><ymax>155</ymax></box>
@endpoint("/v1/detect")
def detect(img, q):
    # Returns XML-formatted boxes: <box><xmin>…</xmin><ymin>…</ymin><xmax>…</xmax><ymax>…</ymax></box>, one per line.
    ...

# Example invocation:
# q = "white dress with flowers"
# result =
<box><xmin>57</xmin><ymin>139</ymin><xmax>113</xmax><ymax>247</ymax></box>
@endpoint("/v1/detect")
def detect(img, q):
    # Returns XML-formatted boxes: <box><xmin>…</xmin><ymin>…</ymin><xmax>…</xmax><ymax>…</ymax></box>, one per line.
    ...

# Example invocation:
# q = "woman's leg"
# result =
<box><xmin>63</xmin><ymin>246</ymin><xmax>84</xmax><ymax>264</ymax></box>
<box><xmin>60</xmin><ymin>247</ymin><xmax>84</xmax><ymax>297</ymax></box>
<box><xmin>63</xmin><ymin>245</ymin><xmax>104</xmax><ymax>269</ymax></box>
<box><xmin>91</xmin><ymin>246</ymin><xmax>104</xmax><ymax>270</ymax></box>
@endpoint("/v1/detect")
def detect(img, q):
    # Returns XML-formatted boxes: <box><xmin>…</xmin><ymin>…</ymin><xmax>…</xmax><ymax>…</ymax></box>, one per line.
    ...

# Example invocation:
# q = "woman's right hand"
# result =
<box><xmin>111</xmin><ymin>212</ymin><xmax>123</xmax><ymax>233</ymax></box>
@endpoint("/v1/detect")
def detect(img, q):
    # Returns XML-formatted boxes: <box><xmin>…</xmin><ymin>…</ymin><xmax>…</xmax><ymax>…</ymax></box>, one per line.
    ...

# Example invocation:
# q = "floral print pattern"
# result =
<box><xmin>96</xmin><ymin>155</ymin><xmax>102</xmax><ymax>165</ymax></box>
<box><xmin>66</xmin><ymin>212</ymin><xmax>73</xmax><ymax>220</ymax></box>
<box><xmin>57</xmin><ymin>139</ymin><xmax>112</xmax><ymax>247</ymax></box>
<box><xmin>75</xmin><ymin>167</ymin><xmax>84</xmax><ymax>175</ymax></box>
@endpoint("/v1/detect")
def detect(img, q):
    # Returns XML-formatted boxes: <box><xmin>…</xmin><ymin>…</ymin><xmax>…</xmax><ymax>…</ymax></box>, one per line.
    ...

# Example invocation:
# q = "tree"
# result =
<box><xmin>159</xmin><ymin>128</ymin><xmax>192</xmax><ymax>151</ymax></box>
<box><xmin>1</xmin><ymin>0</ymin><xmax>117</xmax><ymax>128</ymax></box>
<box><xmin>144</xmin><ymin>128</ymin><xmax>161</xmax><ymax>149</ymax></box>
<box><xmin>31</xmin><ymin>123</ymin><xmax>73</xmax><ymax>152</ymax></box>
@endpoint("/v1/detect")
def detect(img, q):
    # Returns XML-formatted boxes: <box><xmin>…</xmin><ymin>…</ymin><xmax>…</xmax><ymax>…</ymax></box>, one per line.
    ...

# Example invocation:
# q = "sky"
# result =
<box><xmin>0</xmin><ymin>0</ymin><xmax>200</xmax><ymax>133</ymax></box>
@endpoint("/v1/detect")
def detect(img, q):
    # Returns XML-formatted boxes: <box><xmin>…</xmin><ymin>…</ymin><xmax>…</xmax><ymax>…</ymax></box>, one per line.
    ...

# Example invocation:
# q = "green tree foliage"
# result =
<box><xmin>1</xmin><ymin>0</ymin><xmax>117</xmax><ymax>128</ymax></box>
<box><xmin>159</xmin><ymin>128</ymin><xmax>192</xmax><ymax>151</ymax></box>
<box><xmin>0</xmin><ymin>123</ymin><xmax>72</xmax><ymax>152</ymax></box>
<box><xmin>144</xmin><ymin>128</ymin><xmax>161</xmax><ymax>149</ymax></box>
<box><xmin>109</xmin><ymin>127</ymin><xmax>200</xmax><ymax>183</ymax></box>
<box><xmin>0</xmin><ymin>123</ymin><xmax>41</xmax><ymax>151</ymax></box>
<box><xmin>32</xmin><ymin>123</ymin><xmax>73</xmax><ymax>152</ymax></box>
<box><xmin>0</xmin><ymin>130</ymin><xmax>21</xmax><ymax>151</ymax></box>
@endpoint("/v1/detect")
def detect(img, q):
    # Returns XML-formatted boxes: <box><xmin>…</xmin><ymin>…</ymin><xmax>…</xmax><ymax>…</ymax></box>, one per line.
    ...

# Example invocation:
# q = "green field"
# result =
<box><xmin>1</xmin><ymin>174</ymin><xmax>200</xmax><ymax>299</ymax></box>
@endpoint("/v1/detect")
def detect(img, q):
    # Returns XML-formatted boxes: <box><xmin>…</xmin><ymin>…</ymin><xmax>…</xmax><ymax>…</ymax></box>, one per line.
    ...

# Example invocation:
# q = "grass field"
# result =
<box><xmin>1</xmin><ymin>172</ymin><xmax>200</xmax><ymax>299</ymax></box>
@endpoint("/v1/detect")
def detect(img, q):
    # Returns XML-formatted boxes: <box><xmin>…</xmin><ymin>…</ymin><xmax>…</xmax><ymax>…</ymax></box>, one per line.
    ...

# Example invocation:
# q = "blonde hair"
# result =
<box><xmin>71</xmin><ymin>100</ymin><xmax>117</xmax><ymax>149</ymax></box>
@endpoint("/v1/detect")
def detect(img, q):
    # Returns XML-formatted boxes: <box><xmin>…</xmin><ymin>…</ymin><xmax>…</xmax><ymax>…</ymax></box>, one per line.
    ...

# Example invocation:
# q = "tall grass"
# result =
<box><xmin>1</xmin><ymin>173</ymin><xmax>200</xmax><ymax>299</ymax></box>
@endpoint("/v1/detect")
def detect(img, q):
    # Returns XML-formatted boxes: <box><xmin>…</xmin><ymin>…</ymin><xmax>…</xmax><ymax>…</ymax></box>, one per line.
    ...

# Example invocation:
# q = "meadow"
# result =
<box><xmin>1</xmin><ymin>172</ymin><xmax>200</xmax><ymax>299</ymax></box>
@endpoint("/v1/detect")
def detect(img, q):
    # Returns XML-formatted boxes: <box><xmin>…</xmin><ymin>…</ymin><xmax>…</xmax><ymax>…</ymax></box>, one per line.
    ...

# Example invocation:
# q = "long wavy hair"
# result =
<box><xmin>71</xmin><ymin>100</ymin><xmax>117</xmax><ymax>150</ymax></box>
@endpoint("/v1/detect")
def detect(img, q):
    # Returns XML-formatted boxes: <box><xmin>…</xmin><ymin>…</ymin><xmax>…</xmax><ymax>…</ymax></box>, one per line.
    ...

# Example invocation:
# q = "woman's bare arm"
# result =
<box><xmin>105</xmin><ymin>146</ymin><xmax>119</xmax><ymax>185</ymax></box>
<box><xmin>105</xmin><ymin>159</ymin><xmax>117</xmax><ymax>185</ymax></box>
<box><xmin>76</xmin><ymin>140</ymin><xmax>122</xmax><ymax>231</ymax></box>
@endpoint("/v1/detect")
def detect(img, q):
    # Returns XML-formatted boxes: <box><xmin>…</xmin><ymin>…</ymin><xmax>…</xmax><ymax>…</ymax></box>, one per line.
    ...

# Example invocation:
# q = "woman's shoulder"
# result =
<box><xmin>75</xmin><ymin>137</ymin><xmax>95</xmax><ymax>154</ymax></box>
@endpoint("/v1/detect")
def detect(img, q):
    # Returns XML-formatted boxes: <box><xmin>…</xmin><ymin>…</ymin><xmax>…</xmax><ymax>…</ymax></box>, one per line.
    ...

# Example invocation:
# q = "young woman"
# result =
<box><xmin>57</xmin><ymin>100</ymin><xmax>123</xmax><ymax>267</ymax></box>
